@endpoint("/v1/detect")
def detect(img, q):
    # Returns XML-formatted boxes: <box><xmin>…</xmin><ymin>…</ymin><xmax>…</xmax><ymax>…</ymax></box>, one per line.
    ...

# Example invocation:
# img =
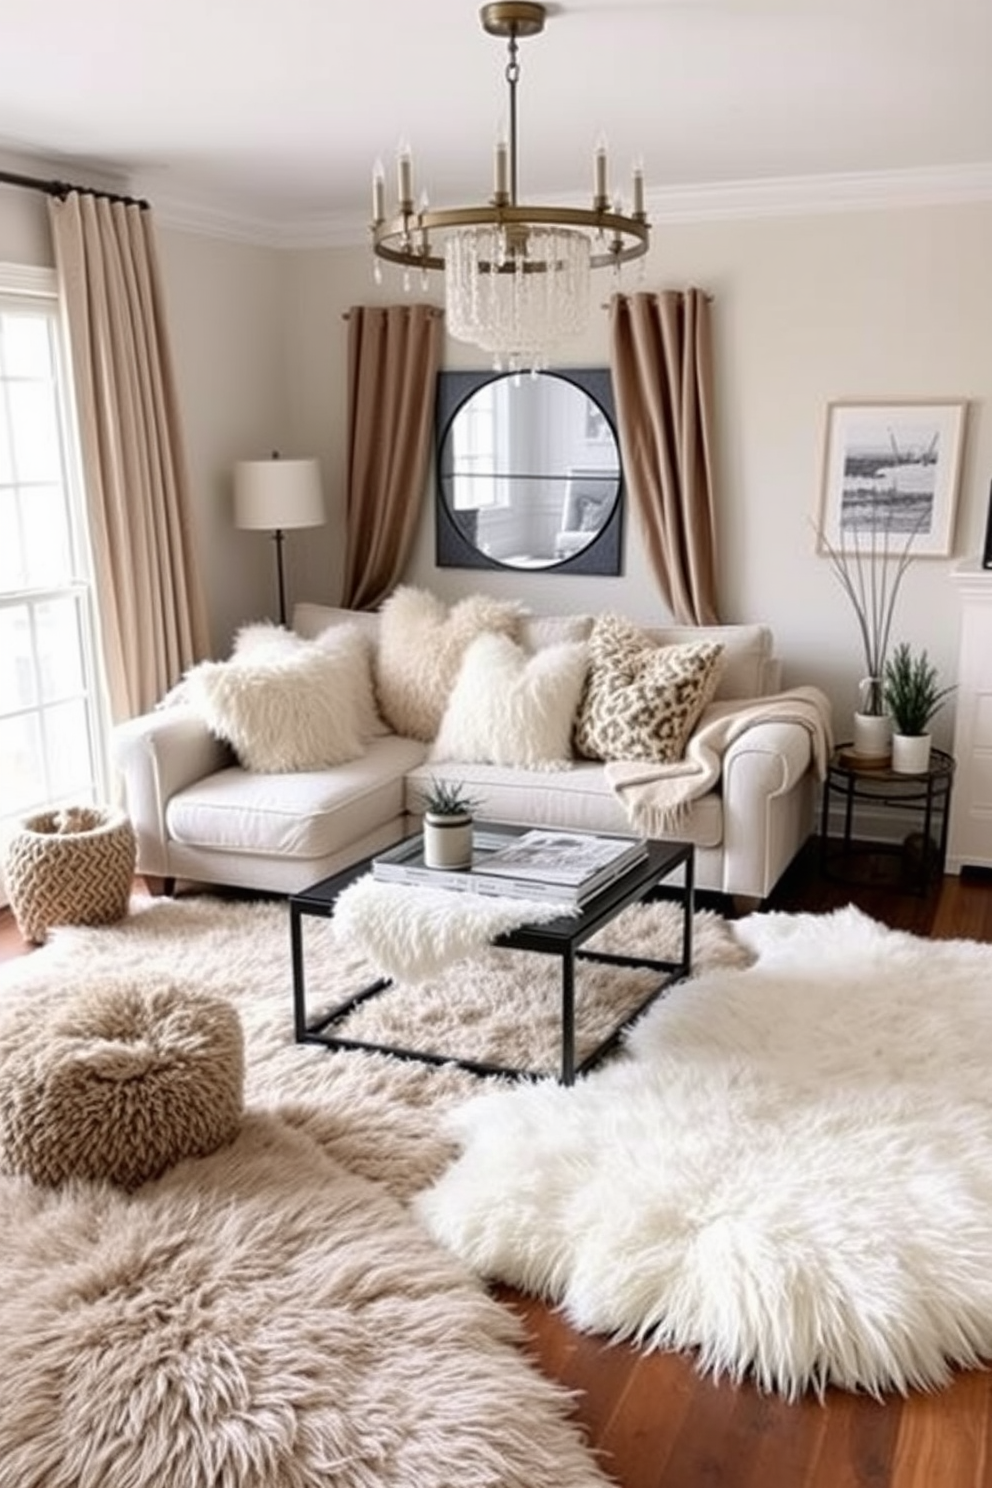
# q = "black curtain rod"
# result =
<box><xmin>0</xmin><ymin>167</ymin><xmax>148</xmax><ymax>209</ymax></box>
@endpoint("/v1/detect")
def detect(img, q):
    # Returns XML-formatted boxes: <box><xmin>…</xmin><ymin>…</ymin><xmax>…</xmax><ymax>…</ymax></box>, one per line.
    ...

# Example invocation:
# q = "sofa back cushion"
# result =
<box><xmin>642</xmin><ymin>623</ymin><xmax>778</xmax><ymax>699</ymax></box>
<box><xmin>291</xmin><ymin>602</ymin><xmax>780</xmax><ymax>717</ymax></box>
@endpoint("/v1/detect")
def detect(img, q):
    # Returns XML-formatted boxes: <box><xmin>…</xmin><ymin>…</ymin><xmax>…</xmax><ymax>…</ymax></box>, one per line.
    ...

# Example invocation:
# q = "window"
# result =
<box><xmin>0</xmin><ymin>266</ymin><xmax>108</xmax><ymax>842</ymax></box>
<box><xmin>449</xmin><ymin>382</ymin><xmax>506</xmax><ymax>510</ymax></box>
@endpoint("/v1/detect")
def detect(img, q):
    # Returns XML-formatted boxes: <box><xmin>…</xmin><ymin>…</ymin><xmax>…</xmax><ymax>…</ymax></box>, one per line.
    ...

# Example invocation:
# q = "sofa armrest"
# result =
<box><xmin>720</xmin><ymin>720</ymin><xmax>816</xmax><ymax>900</ymax></box>
<box><xmin>111</xmin><ymin>707</ymin><xmax>231</xmax><ymax>876</ymax></box>
<box><xmin>723</xmin><ymin>719</ymin><xmax>812</xmax><ymax>795</ymax></box>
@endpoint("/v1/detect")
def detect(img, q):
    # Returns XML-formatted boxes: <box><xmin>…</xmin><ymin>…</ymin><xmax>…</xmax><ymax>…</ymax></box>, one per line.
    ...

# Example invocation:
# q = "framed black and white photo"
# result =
<box><xmin>817</xmin><ymin>399</ymin><xmax>967</xmax><ymax>557</ymax></box>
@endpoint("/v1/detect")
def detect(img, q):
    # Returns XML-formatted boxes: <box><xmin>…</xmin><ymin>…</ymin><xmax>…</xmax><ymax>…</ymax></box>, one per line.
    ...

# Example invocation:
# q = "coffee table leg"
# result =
<box><xmin>561</xmin><ymin>946</ymin><xmax>576</xmax><ymax>1086</ymax></box>
<box><xmin>681</xmin><ymin>847</ymin><xmax>695</xmax><ymax>977</ymax></box>
<box><xmin>290</xmin><ymin>903</ymin><xmax>307</xmax><ymax>1042</ymax></box>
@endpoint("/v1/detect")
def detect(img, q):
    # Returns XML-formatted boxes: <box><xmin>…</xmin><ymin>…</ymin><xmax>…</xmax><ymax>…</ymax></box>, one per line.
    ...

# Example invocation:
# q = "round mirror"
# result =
<box><xmin>435</xmin><ymin>368</ymin><xmax>623</xmax><ymax>574</ymax></box>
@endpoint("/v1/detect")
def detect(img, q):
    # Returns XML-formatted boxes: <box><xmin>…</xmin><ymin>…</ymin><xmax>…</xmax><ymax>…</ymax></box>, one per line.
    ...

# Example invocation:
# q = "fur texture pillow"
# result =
<box><xmin>375</xmin><ymin>587</ymin><xmax>525</xmax><ymax>741</ymax></box>
<box><xmin>432</xmin><ymin>634</ymin><xmax>589</xmax><ymax>770</ymax></box>
<box><xmin>184</xmin><ymin>641</ymin><xmax>366</xmax><ymax>772</ymax></box>
<box><xmin>574</xmin><ymin>613</ymin><xmax>724</xmax><ymax>763</ymax></box>
<box><xmin>233</xmin><ymin>620</ymin><xmax>384</xmax><ymax>740</ymax></box>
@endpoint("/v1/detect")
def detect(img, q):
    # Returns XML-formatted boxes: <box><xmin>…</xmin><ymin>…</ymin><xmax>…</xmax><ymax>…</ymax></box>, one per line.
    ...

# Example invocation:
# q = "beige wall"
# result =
<box><xmin>2</xmin><ymin>178</ymin><xmax>990</xmax><ymax>749</ymax></box>
<box><xmin>284</xmin><ymin>201</ymin><xmax>992</xmax><ymax>748</ymax></box>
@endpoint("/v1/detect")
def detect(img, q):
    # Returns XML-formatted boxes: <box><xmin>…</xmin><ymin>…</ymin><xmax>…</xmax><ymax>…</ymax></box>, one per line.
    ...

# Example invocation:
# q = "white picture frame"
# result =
<box><xmin>817</xmin><ymin>399</ymin><xmax>967</xmax><ymax>558</ymax></box>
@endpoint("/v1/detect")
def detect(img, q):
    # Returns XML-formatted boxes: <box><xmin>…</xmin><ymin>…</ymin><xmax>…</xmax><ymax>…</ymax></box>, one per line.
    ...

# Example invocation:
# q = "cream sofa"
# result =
<box><xmin>112</xmin><ymin>601</ymin><xmax>822</xmax><ymax>905</ymax></box>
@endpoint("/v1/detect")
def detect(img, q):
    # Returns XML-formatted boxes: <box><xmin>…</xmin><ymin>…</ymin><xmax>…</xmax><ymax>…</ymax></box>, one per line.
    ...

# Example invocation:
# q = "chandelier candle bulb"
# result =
<box><xmin>494</xmin><ymin>139</ymin><xmax>509</xmax><ymax>201</ymax></box>
<box><xmin>372</xmin><ymin>160</ymin><xmax>385</xmax><ymax>224</ymax></box>
<box><xmin>397</xmin><ymin>143</ymin><xmax>413</xmax><ymax>208</ymax></box>
<box><xmin>594</xmin><ymin>138</ymin><xmax>608</xmax><ymax>206</ymax></box>
<box><xmin>633</xmin><ymin>165</ymin><xmax>644</xmax><ymax>218</ymax></box>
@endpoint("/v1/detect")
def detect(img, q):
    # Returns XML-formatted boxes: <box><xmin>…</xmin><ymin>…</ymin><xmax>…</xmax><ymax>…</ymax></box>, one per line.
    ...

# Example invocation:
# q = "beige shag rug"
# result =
<box><xmin>0</xmin><ymin>892</ymin><xmax>745</xmax><ymax>1488</ymax></box>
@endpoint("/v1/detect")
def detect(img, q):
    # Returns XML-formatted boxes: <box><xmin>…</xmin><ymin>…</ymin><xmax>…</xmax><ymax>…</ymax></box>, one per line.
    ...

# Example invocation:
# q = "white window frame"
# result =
<box><xmin>0</xmin><ymin>263</ymin><xmax>111</xmax><ymax>851</ymax></box>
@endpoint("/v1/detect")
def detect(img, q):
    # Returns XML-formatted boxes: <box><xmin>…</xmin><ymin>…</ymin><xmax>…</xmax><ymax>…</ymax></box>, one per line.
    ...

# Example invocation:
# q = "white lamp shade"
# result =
<box><xmin>234</xmin><ymin>457</ymin><xmax>324</xmax><ymax>531</ymax></box>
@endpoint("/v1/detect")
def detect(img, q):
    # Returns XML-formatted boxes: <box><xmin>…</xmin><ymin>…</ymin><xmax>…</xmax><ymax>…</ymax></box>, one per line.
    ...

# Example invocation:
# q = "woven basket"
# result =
<box><xmin>4</xmin><ymin>806</ymin><xmax>136</xmax><ymax>944</ymax></box>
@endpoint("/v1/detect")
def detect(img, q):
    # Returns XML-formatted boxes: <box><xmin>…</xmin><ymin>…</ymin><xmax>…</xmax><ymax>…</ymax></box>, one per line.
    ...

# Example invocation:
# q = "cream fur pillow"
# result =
<box><xmin>184</xmin><ymin>643</ymin><xmax>365</xmax><ymax>772</ymax></box>
<box><xmin>432</xmin><ymin>633</ymin><xmax>589</xmax><ymax>770</ymax></box>
<box><xmin>376</xmin><ymin>587</ymin><xmax>525</xmax><ymax>741</ymax></box>
<box><xmin>233</xmin><ymin>620</ymin><xmax>384</xmax><ymax>741</ymax></box>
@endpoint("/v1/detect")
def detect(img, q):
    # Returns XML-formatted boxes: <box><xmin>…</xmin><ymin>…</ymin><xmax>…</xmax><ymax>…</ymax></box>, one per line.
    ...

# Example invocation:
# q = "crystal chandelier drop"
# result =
<box><xmin>370</xmin><ymin>1</ymin><xmax>650</xmax><ymax>372</ymax></box>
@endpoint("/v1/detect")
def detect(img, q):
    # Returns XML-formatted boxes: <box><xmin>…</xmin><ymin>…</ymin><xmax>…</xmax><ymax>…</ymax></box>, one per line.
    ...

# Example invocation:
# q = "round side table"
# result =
<box><xmin>819</xmin><ymin>746</ymin><xmax>955</xmax><ymax>894</ymax></box>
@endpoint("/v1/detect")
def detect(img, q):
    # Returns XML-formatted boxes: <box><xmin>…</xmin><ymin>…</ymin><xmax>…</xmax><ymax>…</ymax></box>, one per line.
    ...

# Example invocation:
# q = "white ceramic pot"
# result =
<box><xmin>422</xmin><ymin>812</ymin><xmax>474</xmax><ymax>870</ymax></box>
<box><xmin>852</xmin><ymin>710</ymin><xmax>892</xmax><ymax>759</ymax></box>
<box><xmin>890</xmin><ymin>732</ymin><xmax>932</xmax><ymax>774</ymax></box>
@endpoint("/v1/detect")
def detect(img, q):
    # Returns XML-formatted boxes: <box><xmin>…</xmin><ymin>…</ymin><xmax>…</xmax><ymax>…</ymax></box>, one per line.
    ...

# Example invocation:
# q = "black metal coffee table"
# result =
<box><xmin>289</xmin><ymin>830</ymin><xmax>694</xmax><ymax>1085</ymax></box>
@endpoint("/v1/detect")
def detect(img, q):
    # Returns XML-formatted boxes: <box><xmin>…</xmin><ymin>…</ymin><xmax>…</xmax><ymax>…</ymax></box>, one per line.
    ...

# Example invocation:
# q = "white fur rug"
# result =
<box><xmin>0</xmin><ymin>892</ymin><xmax>743</xmax><ymax>1486</ymax></box>
<box><xmin>417</xmin><ymin>905</ymin><xmax>992</xmax><ymax>1400</ymax></box>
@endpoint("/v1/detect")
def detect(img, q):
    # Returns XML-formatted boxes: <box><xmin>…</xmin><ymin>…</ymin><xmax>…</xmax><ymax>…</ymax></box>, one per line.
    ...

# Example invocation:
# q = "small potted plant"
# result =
<box><xmin>882</xmin><ymin>643</ymin><xmax>955</xmax><ymax>773</ymax></box>
<box><xmin>418</xmin><ymin>777</ymin><xmax>482</xmax><ymax>870</ymax></box>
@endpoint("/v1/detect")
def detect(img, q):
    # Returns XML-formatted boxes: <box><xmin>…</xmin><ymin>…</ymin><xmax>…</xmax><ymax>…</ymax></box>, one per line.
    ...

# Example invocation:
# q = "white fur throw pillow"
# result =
<box><xmin>376</xmin><ymin>587</ymin><xmax>525</xmax><ymax>742</ymax></box>
<box><xmin>233</xmin><ymin>620</ymin><xmax>384</xmax><ymax>741</ymax></box>
<box><xmin>432</xmin><ymin>633</ymin><xmax>589</xmax><ymax>770</ymax></box>
<box><xmin>184</xmin><ymin>642</ymin><xmax>365</xmax><ymax>772</ymax></box>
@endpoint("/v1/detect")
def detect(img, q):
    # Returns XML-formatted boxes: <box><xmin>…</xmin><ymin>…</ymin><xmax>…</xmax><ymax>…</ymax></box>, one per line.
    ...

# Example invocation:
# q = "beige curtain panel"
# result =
<box><xmin>48</xmin><ymin>192</ymin><xmax>210</xmax><ymax>723</ymax></box>
<box><xmin>342</xmin><ymin>304</ymin><xmax>444</xmax><ymax>611</ymax></box>
<box><xmin>609</xmin><ymin>289</ymin><xmax>720</xmax><ymax>626</ymax></box>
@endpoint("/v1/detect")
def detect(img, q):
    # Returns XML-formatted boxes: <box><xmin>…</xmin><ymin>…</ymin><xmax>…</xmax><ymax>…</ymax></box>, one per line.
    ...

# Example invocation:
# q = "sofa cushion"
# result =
<box><xmin>574</xmin><ymin>614</ymin><xmax>724</xmax><ymax>764</ymax></box>
<box><xmin>432</xmin><ymin>634</ymin><xmax>588</xmax><ymax>770</ymax></box>
<box><xmin>375</xmin><ymin>586</ymin><xmax>525</xmax><ymax>742</ymax></box>
<box><xmin>183</xmin><ymin>640</ymin><xmax>367</xmax><ymax>773</ymax></box>
<box><xmin>404</xmin><ymin>759</ymin><xmax>723</xmax><ymax>848</ymax></box>
<box><xmin>167</xmin><ymin>736</ymin><xmax>429</xmax><ymax>858</ymax></box>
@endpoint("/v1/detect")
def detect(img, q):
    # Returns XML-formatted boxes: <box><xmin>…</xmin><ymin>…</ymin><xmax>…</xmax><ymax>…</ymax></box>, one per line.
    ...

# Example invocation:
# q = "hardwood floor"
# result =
<box><xmin>3</xmin><ymin>845</ymin><xmax>992</xmax><ymax>1488</ymax></box>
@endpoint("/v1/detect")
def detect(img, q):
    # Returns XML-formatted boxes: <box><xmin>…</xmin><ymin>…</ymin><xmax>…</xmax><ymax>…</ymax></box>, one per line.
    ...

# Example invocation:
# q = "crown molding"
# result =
<box><xmin>145</xmin><ymin>161</ymin><xmax>992</xmax><ymax>249</ymax></box>
<box><xmin>645</xmin><ymin>162</ymin><xmax>992</xmax><ymax>223</ymax></box>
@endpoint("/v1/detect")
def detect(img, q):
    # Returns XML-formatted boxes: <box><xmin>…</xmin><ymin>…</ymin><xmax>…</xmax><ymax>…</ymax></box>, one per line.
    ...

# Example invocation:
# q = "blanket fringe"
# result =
<box><xmin>623</xmin><ymin>800</ymin><xmax>692</xmax><ymax>840</ymax></box>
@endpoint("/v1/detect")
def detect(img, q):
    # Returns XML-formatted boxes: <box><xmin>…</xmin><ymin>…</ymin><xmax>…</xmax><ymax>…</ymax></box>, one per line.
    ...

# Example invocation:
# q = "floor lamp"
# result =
<box><xmin>234</xmin><ymin>454</ymin><xmax>325</xmax><ymax>625</ymax></box>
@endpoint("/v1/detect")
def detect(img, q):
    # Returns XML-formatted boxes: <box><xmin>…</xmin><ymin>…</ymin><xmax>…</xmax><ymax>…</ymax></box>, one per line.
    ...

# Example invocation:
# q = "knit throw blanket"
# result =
<box><xmin>605</xmin><ymin>686</ymin><xmax>834</xmax><ymax>839</ymax></box>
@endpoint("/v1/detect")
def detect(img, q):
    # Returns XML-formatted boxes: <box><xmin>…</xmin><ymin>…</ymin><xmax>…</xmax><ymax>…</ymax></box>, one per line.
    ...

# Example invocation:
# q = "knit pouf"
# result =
<box><xmin>4</xmin><ymin>805</ymin><xmax>136</xmax><ymax>944</ymax></box>
<box><xmin>0</xmin><ymin>976</ymin><xmax>245</xmax><ymax>1190</ymax></box>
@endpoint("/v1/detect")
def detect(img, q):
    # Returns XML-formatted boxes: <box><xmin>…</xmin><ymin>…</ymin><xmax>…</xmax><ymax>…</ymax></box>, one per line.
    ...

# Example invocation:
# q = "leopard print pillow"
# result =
<box><xmin>573</xmin><ymin>613</ymin><xmax>724</xmax><ymax>763</ymax></box>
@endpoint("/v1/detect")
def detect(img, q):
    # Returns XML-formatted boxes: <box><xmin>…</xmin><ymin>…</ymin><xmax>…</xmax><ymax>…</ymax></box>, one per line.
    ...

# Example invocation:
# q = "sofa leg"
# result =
<box><xmin>143</xmin><ymin>875</ymin><xmax>176</xmax><ymax>898</ymax></box>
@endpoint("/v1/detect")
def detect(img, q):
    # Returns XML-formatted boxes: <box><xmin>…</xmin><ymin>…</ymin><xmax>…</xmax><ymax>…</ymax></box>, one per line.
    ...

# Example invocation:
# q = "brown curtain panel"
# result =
<box><xmin>609</xmin><ymin>289</ymin><xmax>720</xmax><ymax>625</ymax></box>
<box><xmin>342</xmin><ymin>304</ymin><xmax>444</xmax><ymax>610</ymax></box>
<box><xmin>48</xmin><ymin>192</ymin><xmax>211</xmax><ymax>722</ymax></box>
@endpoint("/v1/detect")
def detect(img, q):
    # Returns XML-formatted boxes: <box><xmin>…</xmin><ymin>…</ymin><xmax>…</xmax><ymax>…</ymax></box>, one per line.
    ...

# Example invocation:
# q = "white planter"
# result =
<box><xmin>852</xmin><ymin>711</ymin><xmax>892</xmax><ymax>759</ymax></box>
<box><xmin>422</xmin><ymin>812</ymin><xmax>474</xmax><ymax>870</ymax></box>
<box><xmin>891</xmin><ymin>732</ymin><xmax>932</xmax><ymax>774</ymax></box>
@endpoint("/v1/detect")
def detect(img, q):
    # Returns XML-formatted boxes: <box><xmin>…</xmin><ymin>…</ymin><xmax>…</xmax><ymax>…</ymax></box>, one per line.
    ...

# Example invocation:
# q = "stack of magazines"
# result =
<box><xmin>372</xmin><ymin>828</ymin><xmax>648</xmax><ymax>906</ymax></box>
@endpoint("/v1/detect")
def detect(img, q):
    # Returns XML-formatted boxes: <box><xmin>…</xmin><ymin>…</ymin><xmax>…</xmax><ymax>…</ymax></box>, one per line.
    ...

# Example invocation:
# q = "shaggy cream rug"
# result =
<box><xmin>0</xmin><ymin>891</ymin><xmax>743</xmax><ymax>1487</ymax></box>
<box><xmin>418</xmin><ymin>905</ymin><xmax>992</xmax><ymax>1401</ymax></box>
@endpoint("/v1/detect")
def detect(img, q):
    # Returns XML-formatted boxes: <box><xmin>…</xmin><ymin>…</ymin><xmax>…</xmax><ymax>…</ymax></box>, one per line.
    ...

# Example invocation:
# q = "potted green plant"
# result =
<box><xmin>882</xmin><ymin>642</ymin><xmax>955</xmax><ymax>773</ymax></box>
<box><xmin>418</xmin><ymin>777</ymin><xmax>482</xmax><ymax>870</ymax></box>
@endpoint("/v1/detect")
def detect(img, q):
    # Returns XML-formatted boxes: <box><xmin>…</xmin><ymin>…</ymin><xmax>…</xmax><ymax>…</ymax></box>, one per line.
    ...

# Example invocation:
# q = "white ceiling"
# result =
<box><xmin>3</xmin><ymin>0</ymin><xmax>992</xmax><ymax>245</ymax></box>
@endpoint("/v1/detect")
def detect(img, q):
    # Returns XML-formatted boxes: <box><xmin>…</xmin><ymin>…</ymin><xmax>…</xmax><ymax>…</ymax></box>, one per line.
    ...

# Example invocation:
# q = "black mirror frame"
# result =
<box><xmin>434</xmin><ymin>367</ymin><xmax>624</xmax><ymax>576</ymax></box>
